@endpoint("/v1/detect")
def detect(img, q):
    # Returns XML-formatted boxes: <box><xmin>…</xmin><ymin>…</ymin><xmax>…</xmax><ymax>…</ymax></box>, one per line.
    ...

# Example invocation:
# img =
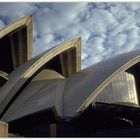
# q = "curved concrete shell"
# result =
<box><xmin>63</xmin><ymin>49</ymin><xmax>140</xmax><ymax>116</ymax></box>
<box><xmin>2</xmin><ymin>49</ymin><xmax>140</xmax><ymax>122</ymax></box>
<box><xmin>0</xmin><ymin>16</ymin><xmax>33</xmax><ymax>73</ymax></box>
<box><xmin>0</xmin><ymin>37</ymin><xmax>81</xmax><ymax>121</ymax></box>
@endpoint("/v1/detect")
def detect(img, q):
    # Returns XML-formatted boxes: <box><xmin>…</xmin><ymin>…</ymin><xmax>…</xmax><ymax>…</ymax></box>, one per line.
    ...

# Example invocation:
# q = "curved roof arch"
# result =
<box><xmin>0</xmin><ymin>16</ymin><xmax>32</xmax><ymax>39</ymax></box>
<box><xmin>0</xmin><ymin>37</ymin><xmax>81</xmax><ymax>118</ymax></box>
<box><xmin>1</xmin><ymin>45</ymin><xmax>140</xmax><ymax>123</ymax></box>
<box><xmin>0</xmin><ymin>16</ymin><xmax>33</xmax><ymax>73</ymax></box>
<box><xmin>62</xmin><ymin>49</ymin><xmax>140</xmax><ymax>117</ymax></box>
<box><xmin>77</xmin><ymin>53</ymin><xmax>140</xmax><ymax>112</ymax></box>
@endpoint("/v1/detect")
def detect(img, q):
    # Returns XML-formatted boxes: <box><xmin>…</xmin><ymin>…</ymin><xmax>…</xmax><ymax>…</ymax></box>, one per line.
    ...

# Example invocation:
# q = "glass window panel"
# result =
<box><xmin>95</xmin><ymin>72</ymin><xmax>139</xmax><ymax>105</ymax></box>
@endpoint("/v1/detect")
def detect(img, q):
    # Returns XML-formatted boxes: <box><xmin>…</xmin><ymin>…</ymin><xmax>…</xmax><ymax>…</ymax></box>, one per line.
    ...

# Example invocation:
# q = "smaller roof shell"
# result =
<box><xmin>0</xmin><ymin>15</ymin><xmax>33</xmax><ymax>60</ymax></box>
<box><xmin>0</xmin><ymin>37</ymin><xmax>81</xmax><ymax>119</ymax></box>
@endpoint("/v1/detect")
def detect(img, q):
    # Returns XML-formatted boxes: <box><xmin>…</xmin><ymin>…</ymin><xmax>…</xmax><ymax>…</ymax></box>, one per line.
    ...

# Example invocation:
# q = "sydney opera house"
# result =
<box><xmin>0</xmin><ymin>16</ymin><xmax>140</xmax><ymax>137</ymax></box>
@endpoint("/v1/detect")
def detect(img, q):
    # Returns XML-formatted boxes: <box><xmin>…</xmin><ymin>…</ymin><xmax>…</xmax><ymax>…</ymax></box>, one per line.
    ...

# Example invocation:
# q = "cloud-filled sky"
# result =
<box><xmin>0</xmin><ymin>2</ymin><xmax>140</xmax><ymax>68</ymax></box>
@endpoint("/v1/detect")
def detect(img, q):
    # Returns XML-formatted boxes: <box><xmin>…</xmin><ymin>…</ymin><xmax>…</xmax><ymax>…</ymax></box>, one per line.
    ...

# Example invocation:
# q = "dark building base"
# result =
<box><xmin>8</xmin><ymin>102</ymin><xmax>140</xmax><ymax>137</ymax></box>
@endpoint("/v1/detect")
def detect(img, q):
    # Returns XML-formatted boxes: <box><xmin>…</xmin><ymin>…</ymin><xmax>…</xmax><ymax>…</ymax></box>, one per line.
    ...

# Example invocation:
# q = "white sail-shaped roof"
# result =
<box><xmin>2</xmin><ymin>48</ymin><xmax>140</xmax><ymax>122</ymax></box>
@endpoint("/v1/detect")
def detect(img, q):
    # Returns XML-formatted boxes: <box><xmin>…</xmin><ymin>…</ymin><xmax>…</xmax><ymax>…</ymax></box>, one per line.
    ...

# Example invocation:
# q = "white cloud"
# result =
<box><xmin>33</xmin><ymin>3</ymin><xmax>89</xmax><ymax>55</ymax></box>
<box><xmin>0</xmin><ymin>3</ymin><xmax>140</xmax><ymax>69</ymax></box>
<box><xmin>0</xmin><ymin>3</ymin><xmax>37</xmax><ymax>21</ymax></box>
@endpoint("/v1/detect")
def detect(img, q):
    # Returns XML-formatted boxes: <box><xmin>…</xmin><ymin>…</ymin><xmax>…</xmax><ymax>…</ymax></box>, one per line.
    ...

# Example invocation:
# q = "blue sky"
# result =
<box><xmin>0</xmin><ymin>2</ymin><xmax>140</xmax><ymax>68</ymax></box>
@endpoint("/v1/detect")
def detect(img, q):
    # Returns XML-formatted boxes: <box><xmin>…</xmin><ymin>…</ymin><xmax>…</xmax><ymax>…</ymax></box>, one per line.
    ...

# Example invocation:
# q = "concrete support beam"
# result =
<box><xmin>67</xmin><ymin>48</ymin><xmax>76</xmax><ymax>76</ymax></box>
<box><xmin>0</xmin><ymin>121</ymin><xmax>8</xmax><ymax>137</ymax></box>
<box><xmin>9</xmin><ymin>35</ymin><xmax>18</xmax><ymax>69</ymax></box>
<box><xmin>26</xmin><ymin>16</ymin><xmax>33</xmax><ymax>60</ymax></box>
<box><xmin>59</xmin><ymin>53</ymin><xmax>69</xmax><ymax>78</ymax></box>
<box><xmin>50</xmin><ymin>123</ymin><xmax>56</xmax><ymax>137</ymax></box>
<box><xmin>67</xmin><ymin>50</ymin><xmax>72</xmax><ymax>76</ymax></box>
<box><xmin>17</xmin><ymin>30</ymin><xmax>24</xmax><ymax>65</ymax></box>
<box><xmin>59</xmin><ymin>47</ymin><xmax>78</xmax><ymax>78</ymax></box>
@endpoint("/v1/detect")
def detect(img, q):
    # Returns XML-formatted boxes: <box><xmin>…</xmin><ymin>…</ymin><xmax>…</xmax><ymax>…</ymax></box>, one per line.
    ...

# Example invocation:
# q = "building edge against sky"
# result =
<box><xmin>0</xmin><ymin>16</ymin><xmax>140</xmax><ymax>137</ymax></box>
